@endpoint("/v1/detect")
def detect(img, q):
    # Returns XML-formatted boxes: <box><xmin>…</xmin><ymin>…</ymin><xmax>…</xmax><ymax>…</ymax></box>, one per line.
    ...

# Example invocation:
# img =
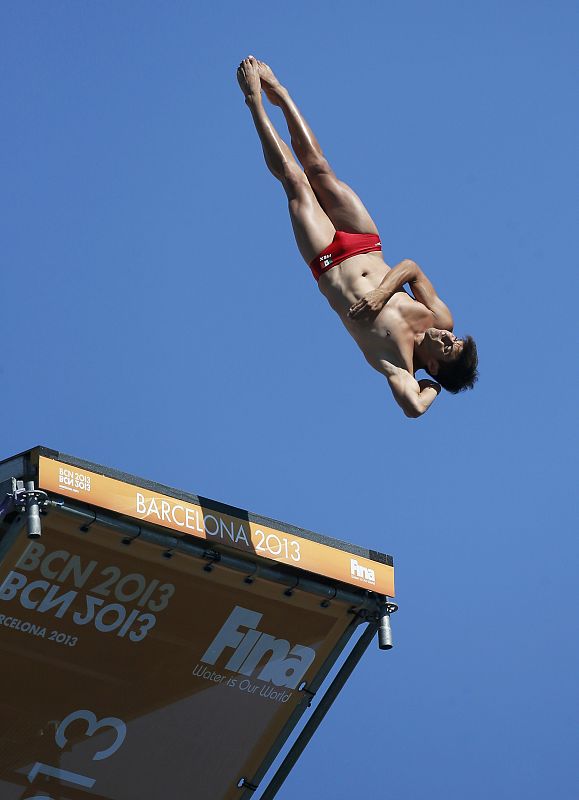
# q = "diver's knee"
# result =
<box><xmin>303</xmin><ymin>154</ymin><xmax>333</xmax><ymax>179</ymax></box>
<box><xmin>281</xmin><ymin>162</ymin><xmax>309</xmax><ymax>196</ymax></box>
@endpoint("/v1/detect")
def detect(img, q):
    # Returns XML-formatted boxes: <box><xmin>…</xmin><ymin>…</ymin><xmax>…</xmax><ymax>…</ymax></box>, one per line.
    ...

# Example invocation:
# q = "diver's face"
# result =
<box><xmin>425</xmin><ymin>328</ymin><xmax>464</xmax><ymax>362</ymax></box>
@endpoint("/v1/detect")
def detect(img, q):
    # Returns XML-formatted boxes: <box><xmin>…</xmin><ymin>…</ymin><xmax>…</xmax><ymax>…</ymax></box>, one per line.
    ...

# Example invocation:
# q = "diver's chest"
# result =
<box><xmin>354</xmin><ymin>322</ymin><xmax>412</xmax><ymax>369</ymax></box>
<box><xmin>388</xmin><ymin>293</ymin><xmax>433</xmax><ymax>331</ymax></box>
<box><xmin>365</xmin><ymin>310</ymin><xmax>415</xmax><ymax>364</ymax></box>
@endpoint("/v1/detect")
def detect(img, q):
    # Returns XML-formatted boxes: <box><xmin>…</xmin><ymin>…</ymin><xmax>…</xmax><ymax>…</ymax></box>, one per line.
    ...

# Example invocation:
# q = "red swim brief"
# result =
<box><xmin>309</xmin><ymin>230</ymin><xmax>382</xmax><ymax>281</ymax></box>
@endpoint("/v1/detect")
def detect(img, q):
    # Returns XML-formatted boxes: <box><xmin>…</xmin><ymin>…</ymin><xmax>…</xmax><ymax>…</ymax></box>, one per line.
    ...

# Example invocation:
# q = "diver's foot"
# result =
<box><xmin>236</xmin><ymin>56</ymin><xmax>262</xmax><ymax>104</ymax></box>
<box><xmin>256</xmin><ymin>59</ymin><xmax>285</xmax><ymax>105</ymax></box>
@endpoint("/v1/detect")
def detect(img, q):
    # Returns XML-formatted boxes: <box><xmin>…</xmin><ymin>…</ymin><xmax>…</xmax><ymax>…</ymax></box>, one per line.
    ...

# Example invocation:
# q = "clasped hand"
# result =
<box><xmin>347</xmin><ymin>289</ymin><xmax>387</xmax><ymax>319</ymax></box>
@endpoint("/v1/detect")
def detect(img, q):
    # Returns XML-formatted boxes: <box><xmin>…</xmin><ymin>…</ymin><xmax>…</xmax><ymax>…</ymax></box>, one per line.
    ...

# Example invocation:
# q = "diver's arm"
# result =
<box><xmin>379</xmin><ymin>361</ymin><xmax>441</xmax><ymax>418</ymax></box>
<box><xmin>348</xmin><ymin>259</ymin><xmax>454</xmax><ymax>331</ymax></box>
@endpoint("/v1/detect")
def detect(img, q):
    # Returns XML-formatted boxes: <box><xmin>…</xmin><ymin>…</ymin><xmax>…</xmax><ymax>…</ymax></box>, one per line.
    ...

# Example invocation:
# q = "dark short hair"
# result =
<box><xmin>435</xmin><ymin>335</ymin><xmax>479</xmax><ymax>394</ymax></box>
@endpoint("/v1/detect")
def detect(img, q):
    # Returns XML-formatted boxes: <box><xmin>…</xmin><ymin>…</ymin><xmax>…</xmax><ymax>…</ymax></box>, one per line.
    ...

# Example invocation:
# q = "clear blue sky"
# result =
<box><xmin>2</xmin><ymin>1</ymin><xmax>577</xmax><ymax>798</ymax></box>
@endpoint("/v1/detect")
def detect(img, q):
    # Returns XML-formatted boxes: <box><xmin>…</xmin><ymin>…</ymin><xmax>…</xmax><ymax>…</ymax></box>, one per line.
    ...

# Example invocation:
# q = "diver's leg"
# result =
<box><xmin>238</xmin><ymin>57</ymin><xmax>334</xmax><ymax>265</ymax></box>
<box><xmin>257</xmin><ymin>60</ymin><xmax>379</xmax><ymax>235</ymax></box>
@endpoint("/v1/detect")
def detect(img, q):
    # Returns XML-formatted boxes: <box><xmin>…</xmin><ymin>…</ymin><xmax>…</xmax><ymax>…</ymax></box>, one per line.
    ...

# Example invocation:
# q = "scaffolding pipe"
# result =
<box><xmin>258</xmin><ymin>620</ymin><xmax>379</xmax><ymax>800</ymax></box>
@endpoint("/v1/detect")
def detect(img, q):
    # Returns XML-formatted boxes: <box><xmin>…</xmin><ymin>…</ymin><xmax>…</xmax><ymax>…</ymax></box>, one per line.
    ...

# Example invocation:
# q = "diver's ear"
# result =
<box><xmin>427</xmin><ymin>358</ymin><xmax>439</xmax><ymax>375</ymax></box>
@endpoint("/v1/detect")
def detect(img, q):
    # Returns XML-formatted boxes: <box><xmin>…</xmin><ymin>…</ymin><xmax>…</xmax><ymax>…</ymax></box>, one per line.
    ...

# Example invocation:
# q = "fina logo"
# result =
<box><xmin>200</xmin><ymin>605</ymin><xmax>316</xmax><ymax>689</ymax></box>
<box><xmin>350</xmin><ymin>558</ymin><xmax>376</xmax><ymax>585</ymax></box>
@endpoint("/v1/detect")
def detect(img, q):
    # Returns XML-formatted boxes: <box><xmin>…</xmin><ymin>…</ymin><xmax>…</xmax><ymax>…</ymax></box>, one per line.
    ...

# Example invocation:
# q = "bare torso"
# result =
<box><xmin>318</xmin><ymin>252</ymin><xmax>435</xmax><ymax>376</ymax></box>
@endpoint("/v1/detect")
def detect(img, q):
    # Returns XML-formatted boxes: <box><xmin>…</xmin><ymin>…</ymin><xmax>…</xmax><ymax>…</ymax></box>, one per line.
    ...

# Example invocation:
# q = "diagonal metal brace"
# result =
<box><xmin>0</xmin><ymin>494</ymin><xmax>15</xmax><ymax>526</ymax></box>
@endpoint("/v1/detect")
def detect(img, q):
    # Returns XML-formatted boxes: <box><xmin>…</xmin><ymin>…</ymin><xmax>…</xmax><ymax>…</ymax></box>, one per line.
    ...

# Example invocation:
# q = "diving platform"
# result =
<box><xmin>0</xmin><ymin>446</ymin><xmax>397</xmax><ymax>799</ymax></box>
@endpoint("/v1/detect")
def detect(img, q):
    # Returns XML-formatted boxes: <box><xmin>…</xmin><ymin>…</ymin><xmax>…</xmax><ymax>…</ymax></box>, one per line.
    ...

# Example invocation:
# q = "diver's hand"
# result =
<box><xmin>348</xmin><ymin>289</ymin><xmax>388</xmax><ymax>319</ymax></box>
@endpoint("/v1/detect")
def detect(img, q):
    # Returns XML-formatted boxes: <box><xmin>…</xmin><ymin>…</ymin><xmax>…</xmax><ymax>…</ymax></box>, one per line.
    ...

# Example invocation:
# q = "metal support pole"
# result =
<box><xmin>258</xmin><ymin>620</ymin><xmax>379</xmax><ymax>800</ymax></box>
<box><xmin>237</xmin><ymin>612</ymin><xmax>366</xmax><ymax>800</ymax></box>
<box><xmin>24</xmin><ymin>481</ymin><xmax>42</xmax><ymax>539</ymax></box>
<box><xmin>7</xmin><ymin>479</ymin><xmax>48</xmax><ymax>538</ymax></box>
<box><xmin>378</xmin><ymin>601</ymin><xmax>399</xmax><ymax>650</ymax></box>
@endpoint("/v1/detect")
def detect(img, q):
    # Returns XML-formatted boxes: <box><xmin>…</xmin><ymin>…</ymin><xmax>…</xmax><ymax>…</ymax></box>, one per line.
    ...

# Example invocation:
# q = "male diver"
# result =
<box><xmin>237</xmin><ymin>57</ymin><xmax>478</xmax><ymax>418</ymax></box>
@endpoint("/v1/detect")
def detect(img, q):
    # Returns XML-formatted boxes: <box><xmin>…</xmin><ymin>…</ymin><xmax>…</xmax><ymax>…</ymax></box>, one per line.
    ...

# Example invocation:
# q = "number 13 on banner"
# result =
<box><xmin>27</xmin><ymin>709</ymin><xmax>126</xmax><ymax>797</ymax></box>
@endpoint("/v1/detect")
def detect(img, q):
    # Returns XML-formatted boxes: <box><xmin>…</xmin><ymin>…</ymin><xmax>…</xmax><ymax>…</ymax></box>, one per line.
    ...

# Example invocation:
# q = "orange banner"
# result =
<box><xmin>38</xmin><ymin>456</ymin><xmax>394</xmax><ymax>596</ymax></box>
